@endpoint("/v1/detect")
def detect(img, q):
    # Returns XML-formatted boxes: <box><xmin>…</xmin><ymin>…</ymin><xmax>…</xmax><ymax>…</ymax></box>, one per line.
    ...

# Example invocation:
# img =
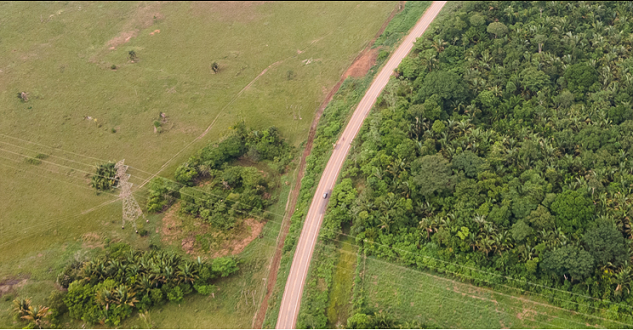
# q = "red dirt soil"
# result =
<box><xmin>344</xmin><ymin>47</ymin><xmax>381</xmax><ymax>79</ymax></box>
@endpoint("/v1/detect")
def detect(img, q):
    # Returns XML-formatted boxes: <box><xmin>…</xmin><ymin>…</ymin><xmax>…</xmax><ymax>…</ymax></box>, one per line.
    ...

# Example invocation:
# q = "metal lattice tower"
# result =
<box><xmin>114</xmin><ymin>160</ymin><xmax>147</xmax><ymax>232</ymax></box>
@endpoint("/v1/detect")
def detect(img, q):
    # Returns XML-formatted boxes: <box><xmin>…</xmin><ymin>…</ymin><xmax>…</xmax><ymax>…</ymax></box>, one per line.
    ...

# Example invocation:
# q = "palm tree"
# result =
<box><xmin>177</xmin><ymin>262</ymin><xmax>198</xmax><ymax>284</ymax></box>
<box><xmin>96</xmin><ymin>287</ymin><xmax>115</xmax><ymax>309</ymax></box>
<box><xmin>613</xmin><ymin>264</ymin><xmax>633</xmax><ymax>297</ymax></box>
<box><xmin>115</xmin><ymin>285</ymin><xmax>139</xmax><ymax>307</ymax></box>
<box><xmin>21</xmin><ymin>305</ymin><xmax>51</xmax><ymax>329</ymax></box>
<box><xmin>135</xmin><ymin>274</ymin><xmax>155</xmax><ymax>294</ymax></box>
<box><xmin>12</xmin><ymin>298</ymin><xmax>31</xmax><ymax>318</ymax></box>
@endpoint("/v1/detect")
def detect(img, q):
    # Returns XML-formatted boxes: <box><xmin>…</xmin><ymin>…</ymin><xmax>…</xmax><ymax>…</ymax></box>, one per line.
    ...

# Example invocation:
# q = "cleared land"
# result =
<box><xmin>0</xmin><ymin>1</ymin><xmax>397</xmax><ymax>328</ymax></box>
<box><xmin>361</xmin><ymin>256</ymin><xmax>619</xmax><ymax>328</ymax></box>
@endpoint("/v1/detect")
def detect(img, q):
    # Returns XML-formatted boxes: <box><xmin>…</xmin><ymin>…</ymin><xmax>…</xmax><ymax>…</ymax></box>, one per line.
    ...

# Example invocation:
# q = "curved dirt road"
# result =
<box><xmin>276</xmin><ymin>2</ymin><xmax>446</xmax><ymax>329</ymax></box>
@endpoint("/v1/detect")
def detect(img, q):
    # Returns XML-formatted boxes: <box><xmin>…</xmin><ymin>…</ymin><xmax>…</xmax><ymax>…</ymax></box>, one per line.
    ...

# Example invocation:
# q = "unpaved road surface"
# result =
<box><xmin>276</xmin><ymin>2</ymin><xmax>447</xmax><ymax>328</ymax></box>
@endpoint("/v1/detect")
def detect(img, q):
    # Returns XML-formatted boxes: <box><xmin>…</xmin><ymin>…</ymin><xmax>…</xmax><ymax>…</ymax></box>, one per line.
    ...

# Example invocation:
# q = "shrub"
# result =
<box><xmin>193</xmin><ymin>284</ymin><xmax>216</xmax><ymax>296</ymax></box>
<box><xmin>90</xmin><ymin>162</ymin><xmax>118</xmax><ymax>191</ymax></box>
<box><xmin>166</xmin><ymin>286</ymin><xmax>184</xmax><ymax>303</ymax></box>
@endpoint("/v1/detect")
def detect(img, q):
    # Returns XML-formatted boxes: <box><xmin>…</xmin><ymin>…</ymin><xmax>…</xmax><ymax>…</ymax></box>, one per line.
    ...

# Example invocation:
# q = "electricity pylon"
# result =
<box><xmin>114</xmin><ymin>160</ymin><xmax>147</xmax><ymax>233</ymax></box>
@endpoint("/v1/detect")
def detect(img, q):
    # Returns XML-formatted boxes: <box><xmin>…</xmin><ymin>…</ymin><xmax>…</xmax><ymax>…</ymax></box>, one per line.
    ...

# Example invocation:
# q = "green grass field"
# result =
<box><xmin>360</xmin><ymin>256</ymin><xmax>625</xmax><ymax>329</ymax></box>
<box><xmin>0</xmin><ymin>1</ymin><xmax>398</xmax><ymax>328</ymax></box>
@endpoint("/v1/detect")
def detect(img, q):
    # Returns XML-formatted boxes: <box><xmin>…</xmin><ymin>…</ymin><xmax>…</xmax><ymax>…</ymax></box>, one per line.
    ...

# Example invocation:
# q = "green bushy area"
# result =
<box><xmin>144</xmin><ymin>123</ymin><xmax>292</xmax><ymax>232</ymax></box>
<box><xmin>11</xmin><ymin>243</ymin><xmax>238</xmax><ymax>328</ymax></box>
<box><xmin>326</xmin><ymin>1</ymin><xmax>633</xmax><ymax>326</ymax></box>
<box><xmin>374</xmin><ymin>1</ymin><xmax>432</xmax><ymax>47</ymax></box>
<box><xmin>173</xmin><ymin>123</ymin><xmax>293</xmax><ymax>186</ymax></box>
<box><xmin>265</xmin><ymin>2</ymin><xmax>434</xmax><ymax>327</ymax></box>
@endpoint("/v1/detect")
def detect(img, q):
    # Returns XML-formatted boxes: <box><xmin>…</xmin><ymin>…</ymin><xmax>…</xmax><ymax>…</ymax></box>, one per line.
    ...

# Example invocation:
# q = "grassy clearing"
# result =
<box><xmin>325</xmin><ymin>235</ymin><xmax>357</xmax><ymax>327</ymax></box>
<box><xmin>0</xmin><ymin>2</ymin><xmax>398</xmax><ymax>327</ymax></box>
<box><xmin>0</xmin><ymin>1</ymin><xmax>397</xmax><ymax>256</ymax></box>
<box><xmin>360</xmin><ymin>256</ymin><xmax>613</xmax><ymax>329</ymax></box>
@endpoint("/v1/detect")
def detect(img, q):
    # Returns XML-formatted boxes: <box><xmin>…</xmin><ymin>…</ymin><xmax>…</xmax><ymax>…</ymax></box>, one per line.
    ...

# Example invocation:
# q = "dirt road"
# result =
<box><xmin>275</xmin><ymin>2</ymin><xmax>447</xmax><ymax>328</ymax></box>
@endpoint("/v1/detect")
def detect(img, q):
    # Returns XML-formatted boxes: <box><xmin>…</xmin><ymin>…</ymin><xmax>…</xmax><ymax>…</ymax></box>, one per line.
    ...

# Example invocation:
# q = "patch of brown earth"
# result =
<box><xmin>517</xmin><ymin>308</ymin><xmax>537</xmax><ymax>321</ymax></box>
<box><xmin>344</xmin><ymin>47</ymin><xmax>380</xmax><ymax>79</ymax></box>
<box><xmin>107</xmin><ymin>30</ymin><xmax>138</xmax><ymax>50</ymax></box>
<box><xmin>0</xmin><ymin>277</ymin><xmax>29</xmax><ymax>299</ymax></box>
<box><xmin>317</xmin><ymin>278</ymin><xmax>327</xmax><ymax>292</ymax></box>
<box><xmin>182</xmin><ymin>236</ymin><xmax>195</xmax><ymax>254</ymax></box>
<box><xmin>252</xmin><ymin>2</ymin><xmax>408</xmax><ymax>328</ymax></box>
<box><xmin>161</xmin><ymin>202</ymin><xmax>183</xmax><ymax>245</ymax></box>
<box><xmin>94</xmin><ymin>2</ymin><xmax>164</xmax><ymax>61</ymax></box>
<box><xmin>213</xmin><ymin>218</ymin><xmax>265</xmax><ymax>257</ymax></box>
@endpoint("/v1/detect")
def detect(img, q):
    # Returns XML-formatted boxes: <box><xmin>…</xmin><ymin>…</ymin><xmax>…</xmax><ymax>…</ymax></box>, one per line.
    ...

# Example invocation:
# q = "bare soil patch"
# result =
<box><xmin>107</xmin><ymin>30</ymin><xmax>138</xmax><ymax>50</ymax></box>
<box><xmin>344</xmin><ymin>47</ymin><xmax>380</xmax><ymax>79</ymax></box>
<box><xmin>213</xmin><ymin>218</ymin><xmax>265</xmax><ymax>257</ymax></box>
<box><xmin>82</xmin><ymin>232</ymin><xmax>104</xmax><ymax>249</ymax></box>
<box><xmin>161</xmin><ymin>202</ymin><xmax>183</xmax><ymax>246</ymax></box>
<box><xmin>181</xmin><ymin>235</ymin><xmax>196</xmax><ymax>254</ymax></box>
<box><xmin>97</xmin><ymin>2</ymin><xmax>163</xmax><ymax>57</ymax></box>
<box><xmin>516</xmin><ymin>308</ymin><xmax>537</xmax><ymax>321</ymax></box>
<box><xmin>0</xmin><ymin>277</ymin><xmax>29</xmax><ymax>299</ymax></box>
<box><xmin>161</xmin><ymin>203</ymin><xmax>264</xmax><ymax>258</ymax></box>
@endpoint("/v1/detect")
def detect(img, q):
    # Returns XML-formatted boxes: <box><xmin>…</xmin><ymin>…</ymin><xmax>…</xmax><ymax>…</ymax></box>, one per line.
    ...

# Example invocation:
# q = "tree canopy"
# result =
<box><xmin>343</xmin><ymin>2</ymin><xmax>633</xmax><ymax>324</ymax></box>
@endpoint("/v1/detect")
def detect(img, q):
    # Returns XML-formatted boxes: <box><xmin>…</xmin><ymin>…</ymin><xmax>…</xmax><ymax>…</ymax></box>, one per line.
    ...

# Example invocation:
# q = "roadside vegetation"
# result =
<box><xmin>319</xmin><ymin>0</ymin><xmax>633</xmax><ymax>327</ymax></box>
<box><xmin>263</xmin><ymin>1</ymin><xmax>433</xmax><ymax>328</ymax></box>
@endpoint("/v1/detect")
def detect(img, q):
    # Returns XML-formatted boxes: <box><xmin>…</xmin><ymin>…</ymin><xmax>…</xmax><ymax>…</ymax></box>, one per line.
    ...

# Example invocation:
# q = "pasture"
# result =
<box><xmin>0</xmin><ymin>1</ymin><xmax>397</xmax><ymax>328</ymax></box>
<box><xmin>360</xmin><ymin>256</ymin><xmax>619</xmax><ymax>329</ymax></box>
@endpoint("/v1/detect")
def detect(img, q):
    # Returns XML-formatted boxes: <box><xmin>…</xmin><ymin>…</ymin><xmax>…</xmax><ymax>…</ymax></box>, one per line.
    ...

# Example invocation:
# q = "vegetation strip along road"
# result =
<box><xmin>275</xmin><ymin>2</ymin><xmax>447</xmax><ymax>328</ymax></box>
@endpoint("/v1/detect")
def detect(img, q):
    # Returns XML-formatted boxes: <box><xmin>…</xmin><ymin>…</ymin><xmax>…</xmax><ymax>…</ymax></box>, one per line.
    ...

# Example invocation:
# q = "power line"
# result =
<box><xmin>0</xmin><ymin>138</ymin><xmax>292</xmax><ymax>221</ymax></box>
<box><xmin>0</xmin><ymin>157</ymin><xmax>119</xmax><ymax>197</ymax></box>
<box><xmin>0</xmin><ymin>138</ymin><xmax>155</xmax><ymax>178</ymax></box>
<box><xmin>0</xmin><ymin>153</ymin><xmax>619</xmax><ymax>327</ymax></box>
<box><xmin>2</xmin><ymin>145</ymin><xmax>627</xmax><ymax>322</ymax></box>
<box><xmin>4</xmin><ymin>136</ymin><xmax>625</xmax><ymax>322</ymax></box>
<box><xmin>1</xmin><ymin>143</ymin><xmax>628</xmax><ymax>321</ymax></box>
<box><xmin>0</xmin><ymin>133</ymin><xmax>111</xmax><ymax>164</ymax></box>
<box><xmin>0</xmin><ymin>146</ymin><xmax>140</xmax><ymax>184</ymax></box>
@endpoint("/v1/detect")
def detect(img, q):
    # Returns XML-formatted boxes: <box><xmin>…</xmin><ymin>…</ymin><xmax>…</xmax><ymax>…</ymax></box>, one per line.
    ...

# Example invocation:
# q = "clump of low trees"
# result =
<box><xmin>48</xmin><ymin>243</ymin><xmax>238</xmax><ymax>326</ymax></box>
<box><xmin>146</xmin><ymin>122</ymin><xmax>293</xmax><ymax>230</ymax></box>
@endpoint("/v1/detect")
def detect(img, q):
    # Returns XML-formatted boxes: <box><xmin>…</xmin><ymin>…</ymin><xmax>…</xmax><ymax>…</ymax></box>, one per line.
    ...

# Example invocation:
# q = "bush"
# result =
<box><xmin>90</xmin><ymin>162</ymin><xmax>118</xmax><ymax>191</ymax></box>
<box><xmin>166</xmin><ymin>286</ymin><xmax>184</xmax><ymax>303</ymax></box>
<box><xmin>212</xmin><ymin>257</ymin><xmax>239</xmax><ymax>277</ymax></box>
<box><xmin>193</xmin><ymin>284</ymin><xmax>216</xmax><ymax>295</ymax></box>
<box><xmin>146</xmin><ymin>177</ymin><xmax>180</xmax><ymax>212</ymax></box>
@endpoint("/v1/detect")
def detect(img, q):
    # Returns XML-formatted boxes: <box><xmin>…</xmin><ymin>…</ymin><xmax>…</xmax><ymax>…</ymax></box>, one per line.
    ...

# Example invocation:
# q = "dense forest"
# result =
<box><xmin>326</xmin><ymin>0</ymin><xmax>633</xmax><ymax>321</ymax></box>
